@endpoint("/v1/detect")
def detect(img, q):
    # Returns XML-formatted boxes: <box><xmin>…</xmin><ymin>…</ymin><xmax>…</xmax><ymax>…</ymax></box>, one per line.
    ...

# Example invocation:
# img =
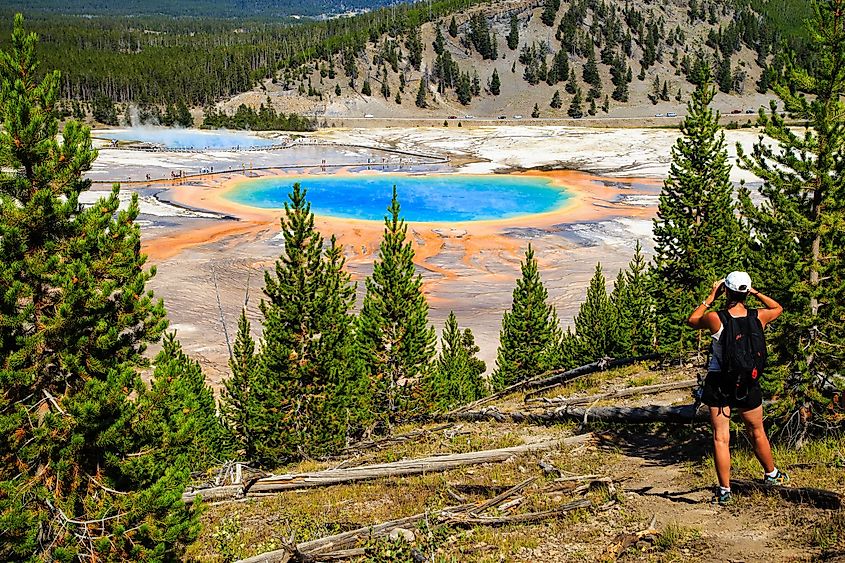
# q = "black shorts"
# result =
<box><xmin>701</xmin><ymin>371</ymin><xmax>763</xmax><ymax>410</ymax></box>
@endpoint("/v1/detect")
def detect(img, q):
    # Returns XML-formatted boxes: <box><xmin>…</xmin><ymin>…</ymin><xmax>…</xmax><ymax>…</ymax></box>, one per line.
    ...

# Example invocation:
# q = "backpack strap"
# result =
<box><xmin>715</xmin><ymin>310</ymin><xmax>729</xmax><ymax>341</ymax></box>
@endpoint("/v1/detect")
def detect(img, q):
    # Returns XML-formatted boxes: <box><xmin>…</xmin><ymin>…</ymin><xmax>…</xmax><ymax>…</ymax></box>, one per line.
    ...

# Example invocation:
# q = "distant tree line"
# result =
<box><xmin>0</xmin><ymin>0</ymin><xmax>487</xmax><ymax>107</ymax></box>
<box><xmin>202</xmin><ymin>101</ymin><xmax>315</xmax><ymax>131</ymax></box>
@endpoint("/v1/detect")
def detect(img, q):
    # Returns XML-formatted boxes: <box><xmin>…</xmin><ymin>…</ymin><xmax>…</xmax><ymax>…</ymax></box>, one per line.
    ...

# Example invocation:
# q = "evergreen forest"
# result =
<box><xmin>0</xmin><ymin>0</ymin><xmax>843</xmax><ymax>559</ymax></box>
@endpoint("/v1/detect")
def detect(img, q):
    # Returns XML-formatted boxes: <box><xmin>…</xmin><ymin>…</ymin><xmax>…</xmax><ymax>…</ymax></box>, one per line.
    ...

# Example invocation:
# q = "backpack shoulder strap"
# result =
<box><xmin>715</xmin><ymin>310</ymin><xmax>729</xmax><ymax>336</ymax></box>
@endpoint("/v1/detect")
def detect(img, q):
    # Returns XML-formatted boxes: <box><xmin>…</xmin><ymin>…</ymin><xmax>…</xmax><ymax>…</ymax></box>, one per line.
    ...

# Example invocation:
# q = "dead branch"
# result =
<box><xmin>526</xmin><ymin>379</ymin><xmax>698</xmax><ymax>407</ymax></box>
<box><xmin>184</xmin><ymin>433</ymin><xmax>594</xmax><ymax>504</ymax></box>
<box><xmin>237</xmin><ymin>486</ymin><xmax>592</xmax><ymax>563</ymax></box>
<box><xmin>443</xmin><ymin>499</ymin><xmax>592</xmax><ymax>527</ymax></box>
<box><xmin>730</xmin><ymin>479</ymin><xmax>842</xmax><ymax>510</ymax></box>
<box><xmin>339</xmin><ymin>424</ymin><xmax>453</xmax><ymax>455</ymax></box>
<box><xmin>468</xmin><ymin>477</ymin><xmax>535</xmax><ymax>516</ymax></box>
<box><xmin>446</xmin><ymin>354</ymin><xmax>659</xmax><ymax>414</ymax></box>
<box><xmin>42</xmin><ymin>389</ymin><xmax>67</xmax><ymax>416</ymax></box>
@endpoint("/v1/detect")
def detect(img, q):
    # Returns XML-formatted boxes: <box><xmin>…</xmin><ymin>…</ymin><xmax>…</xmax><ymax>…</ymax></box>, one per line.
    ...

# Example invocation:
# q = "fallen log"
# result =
<box><xmin>446</xmin><ymin>354</ymin><xmax>659</xmax><ymax>414</ymax></box>
<box><xmin>184</xmin><ymin>433</ymin><xmax>594</xmax><ymax>504</ymax></box>
<box><xmin>731</xmin><ymin>479</ymin><xmax>843</xmax><ymax>510</ymax></box>
<box><xmin>526</xmin><ymin>380</ymin><xmax>698</xmax><ymax>407</ymax></box>
<box><xmin>437</xmin><ymin>404</ymin><xmax>709</xmax><ymax>425</ymax></box>
<box><xmin>522</xmin><ymin>354</ymin><xmax>661</xmax><ymax>401</ymax></box>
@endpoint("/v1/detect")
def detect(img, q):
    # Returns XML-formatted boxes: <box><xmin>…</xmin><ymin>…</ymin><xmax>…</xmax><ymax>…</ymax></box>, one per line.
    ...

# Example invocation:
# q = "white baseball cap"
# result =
<box><xmin>725</xmin><ymin>271</ymin><xmax>752</xmax><ymax>293</ymax></box>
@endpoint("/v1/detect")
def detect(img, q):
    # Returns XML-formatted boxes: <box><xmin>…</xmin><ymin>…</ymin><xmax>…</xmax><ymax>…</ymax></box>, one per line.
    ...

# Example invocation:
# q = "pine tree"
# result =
<box><xmin>717</xmin><ymin>55</ymin><xmax>733</xmax><ymax>93</ymax></box>
<box><xmin>610</xmin><ymin>270</ymin><xmax>632</xmax><ymax>355</ymax></box>
<box><xmin>490</xmin><ymin>68</ymin><xmax>501</xmax><ymax>95</ymax></box>
<box><xmin>583</xmin><ymin>46</ymin><xmax>600</xmax><ymax>90</ymax></box>
<box><xmin>449</xmin><ymin>16</ymin><xmax>458</xmax><ymax>38</ymax></box>
<box><xmin>532</xmin><ymin>103</ymin><xmax>540</xmax><ymax>118</ymax></box>
<box><xmin>136</xmin><ymin>334</ymin><xmax>229</xmax><ymax>475</ymax></box>
<box><xmin>0</xmin><ymin>15</ymin><xmax>200</xmax><ymax>560</ymax></box>
<box><xmin>541</xmin><ymin>0</ymin><xmax>560</xmax><ymax>26</ymax></box>
<box><xmin>565</xmin><ymin>68</ymin><xmax>577</xmax><ymax>94</ymax></box>
<box><xmin>415</xmin><ymin>78</ymin><xmax>427</xmax><ymax>108</ymax></box>
<box><xmin>457</xmin><ymin>72</ymin><xmax>472</xmax><ymax>105</ymax></box>
<box><xmin>433</xmin><ymin>26</ymin><xmax>445</xmax><ymax>56</ymax></box>
<box><xmin>380</xmin><ymin>66</ymin><xmax>391</xmax><ymax>99</ymax></box>
<box><xmin>221</xmin><ymin>310</ymin><xmax>259</xmax><ymax>459</ymax></box>
<box><xmin>254</xmin><ymin>183</ymin><xmax>354</xmax><ymax>463</ymax></box>
<box><xmin>736</xmin><ymin>0</ymin><xmax>845</xmax><ymax>437</ymax></box>
<box><xmin>406</xmin><ymin>26</ymin><xmax>423</xmax><ymax>70</ymax></box>
<box><xmin>613</xmin><ymin>242</ymin><xmax>655</xmax><ymax>356</ymax></box>
<box><xmin>550</xmin><ymin>89</ymin><xmax>563</xmax><ymax>109</ymax></box>
<box><xmin>548</xmin><ymin>50</ymin><xmax>569</xmax><ymax>85</ymax></box>
<box><xmin>507</xmin><ymin>14</ymin><xmax>519</xmax><ymax>50</ymax></box>
<box><xmin>573</xmin><ymin>264</ymin><xmax>618</xmax><ymax>362</ymax></box>
<box><xmin>588</xmin><ymin>97</ymin><xmax>597</xmax><ymax>116</ymax></box>
<box><xmin>175</xmin><ymin>99</ymin><xmax>193</xmax><ymax>127</ymax></box>
<box><xmin>395</xmin><ymin>90</ymin><xmax>402</xmax><ymax>104</ymax></box>
<box><xmin>652</xmin><ymin>66</ymin><xmax>746</xmax><ymax>358</ymax></box>
<box><xmin>649</xmin><ymin>75</ymin><xmax>661</xmax><ymax>104</ymax></box>
<box><xmin>362</xmin><ymin>79</ymin><xmax>372</xmax><ymax>96</ymax></box>
<box><xmin>568</xmin><ymin>86</ymin><xmax>583</xmax><ymax>118</ymax></box>
<box><xmin>425</xmin><ymin>312</ymin><xmax>486</xmax><ymax>411</ymax></box>
<box><xmin>335</xmin><ymin>83</ymin><xmax>342</xmax><ymax>96</ymax></box>
<box><xmin>358</xmin><ymin>187</ymin><xmax>436</xmax><ymax>425</ymax></box>
<box><xmin>492</xmin><ymin>245</ymin><xmax>563</xmax><ymax>390</ymax></box>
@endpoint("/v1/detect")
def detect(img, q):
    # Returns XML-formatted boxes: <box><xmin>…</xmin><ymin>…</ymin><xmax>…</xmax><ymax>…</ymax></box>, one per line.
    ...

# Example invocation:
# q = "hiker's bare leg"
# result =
<box><xmin>738</xmin><ymin>405</ymin><xmax>775</xmax><ymax>474</ymax></box>
<box><xmin>710</xmin><ymin>406</ymin><xmax>732</xmax><ymax>488</ymax></box>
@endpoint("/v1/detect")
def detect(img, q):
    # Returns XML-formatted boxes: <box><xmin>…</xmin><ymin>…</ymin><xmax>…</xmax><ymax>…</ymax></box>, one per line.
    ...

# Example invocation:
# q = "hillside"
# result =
<box><xmin>6</xmin><ymin>0</ymin><xmax>802</xmax><ymax>125</ymax></box>
<box><xmin>216</xmin><ymin>0</ymin><xmax>779</xmax><ymax>122</ymax></box>
<box><xmin>186</xmin><ymin>361</ymin><xmax>845</xmax><ymax>562</ymax></box>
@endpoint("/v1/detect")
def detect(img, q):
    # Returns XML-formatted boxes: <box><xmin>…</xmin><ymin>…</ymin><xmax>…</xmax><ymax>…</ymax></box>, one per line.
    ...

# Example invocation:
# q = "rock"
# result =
<box><xmin>389</xmin><ymin>528</ymin><xmax>416</xmax><ymax>543</ymax></box>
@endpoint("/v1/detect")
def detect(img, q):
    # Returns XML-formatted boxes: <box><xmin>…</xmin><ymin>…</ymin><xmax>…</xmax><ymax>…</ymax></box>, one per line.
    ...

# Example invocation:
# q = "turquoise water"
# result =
<box><xmin>226</xmin><ymin>174</ymin><xmax>570</xmax><ymax>222</ymax></box>
<box><xmin>102</xmin><ymin>127</ymin><xmax>275</xmax><ymax>149</ymax></box>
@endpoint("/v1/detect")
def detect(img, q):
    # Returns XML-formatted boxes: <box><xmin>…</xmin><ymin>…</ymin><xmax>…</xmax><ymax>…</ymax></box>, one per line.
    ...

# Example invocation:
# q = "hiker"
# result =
<box><xmin>688</xmin><ymin>271</ymin><xmax>789</xmax><ymax>505</ymax></box>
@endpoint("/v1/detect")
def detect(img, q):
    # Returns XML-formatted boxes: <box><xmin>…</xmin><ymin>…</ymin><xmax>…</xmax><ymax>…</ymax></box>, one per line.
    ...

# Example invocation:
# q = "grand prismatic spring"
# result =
<box><xmin>224</xmin><ymin>174</ymin><xmax>572</xmax><ymax>222</ymax></box>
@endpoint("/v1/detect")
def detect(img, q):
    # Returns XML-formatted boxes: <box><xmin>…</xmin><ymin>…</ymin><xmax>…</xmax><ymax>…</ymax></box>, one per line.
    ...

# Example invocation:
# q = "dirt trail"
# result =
<box><xmin>609</xmin><ymin>431</ymin><xmax>810</xmax><ymax>562</ymax></box>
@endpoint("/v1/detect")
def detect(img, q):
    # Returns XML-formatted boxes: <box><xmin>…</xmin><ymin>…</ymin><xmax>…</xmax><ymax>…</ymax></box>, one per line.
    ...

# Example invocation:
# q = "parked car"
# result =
<box><xmin>513</xmin><ymin>115</ymin><xmax>523</xmax><ymax>119</ymax></box>
<box><xmin>666</xmin><ymin>112</ymin><xmax>677</xmax><ymax>117</ymax></box>
<box><xmin>745</xmin><ymin>108</ymin><xmax>756</xmax><ymax>114</ymax></box>
<box><xmin>448</xmin><ymin>115</ymin><xmax>458</xmax><ymax>119</ymax></box>
<box><xmin>655</xmin><ymin>113</ymin><xmax>665</xmax><ymax>117</ymax></box>
<box><xmin>464</xmin><ymin>115</ymin><xmax>475</xmax><ymax>119</ymax></box>
<box><xmin>364</xmin><ymin>114</ymin><xmax>374</xmax><ymax>118</ymax></box>
<box><xmin>731</xmin><ymin>109</ymin><xmax>742</xmax><ymax>114</ymax></box>
<box><xmin>498</xmin><ymin>115</ymin><xmax>507</xmax><ymax>119</ymax></box>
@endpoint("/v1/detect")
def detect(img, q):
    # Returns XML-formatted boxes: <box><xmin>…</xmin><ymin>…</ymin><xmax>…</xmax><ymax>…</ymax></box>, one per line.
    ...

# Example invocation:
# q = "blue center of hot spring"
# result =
<box><xmin>225</xmin><ymin>174</ymin><xmax>571</xmax><ymax>222</ymax></box>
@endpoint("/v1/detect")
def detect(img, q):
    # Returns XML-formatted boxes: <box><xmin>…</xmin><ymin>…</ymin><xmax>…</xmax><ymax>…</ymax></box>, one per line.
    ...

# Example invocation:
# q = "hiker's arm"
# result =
<box><xmin>688</xmin><ymin>280</ymin><xmax>723</xmax><ymax>331</ymax></box>
<box><xmin>751</xmin><ymin>289</ymin><xmax>782</xmax><ymax>326</ymax></box>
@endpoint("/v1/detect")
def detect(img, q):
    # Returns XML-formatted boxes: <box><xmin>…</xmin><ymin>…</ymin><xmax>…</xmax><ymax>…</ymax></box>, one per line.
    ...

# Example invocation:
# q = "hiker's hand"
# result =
<box><xmin>709</xmin><ymin>280</ymin><xmax>724</xmax><ymax>297</ymax></box>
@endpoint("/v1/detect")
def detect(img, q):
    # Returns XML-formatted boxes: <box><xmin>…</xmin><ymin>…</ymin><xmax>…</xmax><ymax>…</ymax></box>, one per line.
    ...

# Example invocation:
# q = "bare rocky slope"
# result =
<box><xmin>219</xmin><ymin>0</ymin><xmax>773</xmax><ymax>122</ymax></box>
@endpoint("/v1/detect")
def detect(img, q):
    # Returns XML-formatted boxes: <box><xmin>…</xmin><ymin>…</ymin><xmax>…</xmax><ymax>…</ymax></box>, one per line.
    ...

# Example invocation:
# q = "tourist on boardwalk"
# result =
<box><xmin>687</xmin><ymin>272</ymin><xmax>789</xmax><ymax>505</ymax></box>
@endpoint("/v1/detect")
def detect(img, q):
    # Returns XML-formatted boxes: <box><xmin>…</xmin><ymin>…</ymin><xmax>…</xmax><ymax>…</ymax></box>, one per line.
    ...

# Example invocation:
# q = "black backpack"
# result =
<box><xmin>716</xmin><ymin>309</ymin><xmax>767</xmax><ymax>399</ymax></box>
